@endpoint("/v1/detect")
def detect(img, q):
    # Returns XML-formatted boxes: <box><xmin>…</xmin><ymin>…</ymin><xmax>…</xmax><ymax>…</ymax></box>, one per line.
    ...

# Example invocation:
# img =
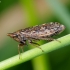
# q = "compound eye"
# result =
<box><xmin>16</xmin><ymin>34</ymin><xmax>18</xmax><ymax>37</ymax></box>
<box><xmin>55</xmin><ymin>31</ymin><xmax>58</xmax><ymax>34</ymax></box>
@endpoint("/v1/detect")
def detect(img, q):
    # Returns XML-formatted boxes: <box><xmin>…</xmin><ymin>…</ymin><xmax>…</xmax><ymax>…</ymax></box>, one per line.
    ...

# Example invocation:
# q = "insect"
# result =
<box><xmin>7</xmin><ymin>22</ymin><xmax>65</xmax><ymax>58</ymax></box>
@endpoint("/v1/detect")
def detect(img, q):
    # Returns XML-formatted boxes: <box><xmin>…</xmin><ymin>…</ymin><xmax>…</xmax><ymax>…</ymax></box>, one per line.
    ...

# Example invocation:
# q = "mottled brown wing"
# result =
<box><xmin>20</xmin><ymin>22</ymin><xmax>65</xmax><ymax>40</ymax></box>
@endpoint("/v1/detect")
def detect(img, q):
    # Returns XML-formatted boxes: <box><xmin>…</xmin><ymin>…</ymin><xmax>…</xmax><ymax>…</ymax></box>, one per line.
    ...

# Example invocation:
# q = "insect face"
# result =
<box><xmin>7</xmin><ymin>33</ymin><xmax>20</xmax><ymax>42</ymax></box>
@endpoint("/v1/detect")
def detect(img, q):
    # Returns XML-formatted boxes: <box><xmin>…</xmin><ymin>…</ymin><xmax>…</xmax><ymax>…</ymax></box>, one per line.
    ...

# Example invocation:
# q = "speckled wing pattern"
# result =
<box><xmin>19</xmin><ymin>22</ymin><xmax>65</xmax><ymax>40</ymax></box>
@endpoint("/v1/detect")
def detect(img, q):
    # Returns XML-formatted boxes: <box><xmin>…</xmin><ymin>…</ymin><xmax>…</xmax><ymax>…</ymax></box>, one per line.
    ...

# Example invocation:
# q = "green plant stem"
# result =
<box><xmin>0</xmin><ymin>34</ymin><xmax>70</xmax><ymax>70</ymax></box>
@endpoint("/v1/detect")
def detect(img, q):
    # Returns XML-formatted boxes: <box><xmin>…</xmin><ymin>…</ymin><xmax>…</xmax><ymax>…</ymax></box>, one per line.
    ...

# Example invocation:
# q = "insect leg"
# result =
<box><xmin>18</xmin><ymin>43</ymin><xmax>24</xmax><ymax>59</ymax></box>
<box><xmin>18</xmin><ymin>44</ymin><xmax>21</xmax><ymax>59</ymax></box>
<box><xmin>30</xmin><ymin>41</ymin><xmax>44</xmax><ymax>52</ymax></box>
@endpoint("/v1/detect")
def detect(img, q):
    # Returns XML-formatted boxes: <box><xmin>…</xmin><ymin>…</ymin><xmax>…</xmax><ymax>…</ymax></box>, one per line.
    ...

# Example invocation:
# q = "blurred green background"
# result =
<box><xmin>0</xmin><ymin>0</ymin><xmax>70</xmax><ymax>70</ymax></box>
